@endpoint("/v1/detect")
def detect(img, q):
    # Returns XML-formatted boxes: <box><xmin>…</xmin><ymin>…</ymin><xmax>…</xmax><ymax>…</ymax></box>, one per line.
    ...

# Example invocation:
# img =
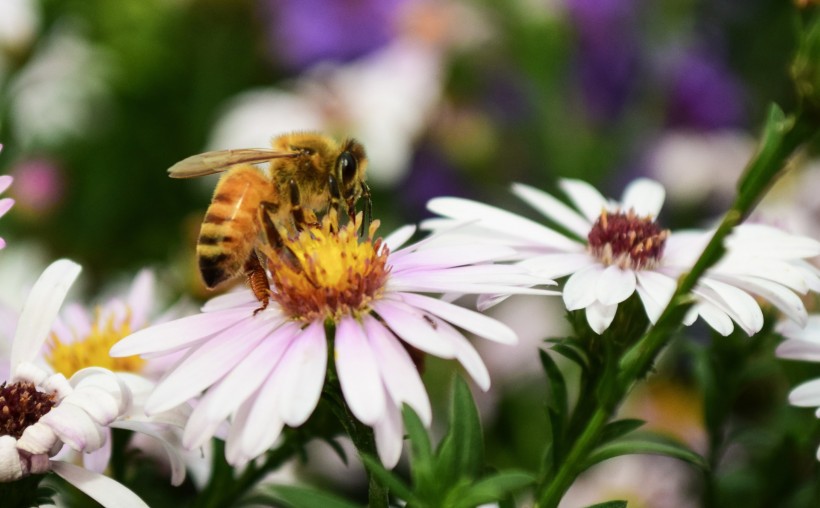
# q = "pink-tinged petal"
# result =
<box><xmin>398</xmin><ymin>293</ymin><xmax>518</xmax><ymax>345</ymax></box>
<box><xmin>61</xmin><ymin>386</ymin><xmax>121</xmax><ymax>425</ymax></box>
<box><xmin>391</xmin><ymin>245</ymin><xmax>517</xmax><ymax>271</ymax></box>
<box><xmin>275</xmin><ymin>321</ymin><xmax>327</xmax><ymax>426</ymax></box>
<box><xmin>635</xmin><ymin>271</ymin><xmax>676</xmax><ymax>323</ymax></box>
<box><xmin>788</xmin><ymin>379</ymin><xmax>820</xmax><ymax>406</ymax></box>
<box><xmin>585</xmin><ymin>301</ymin><xmax>618</xmax><ymax>334</ymax></box>
<box><xmin>83</xmin><ymin>428</ymin><xmax>112</xmax><ymax>474</ymax></box>
<box><xmin>562</xmin><ymin>264</ymin><xmax>603</xmax><ymax>311</ymax></box>
<box><xmin>12</xmin><ymin>259</ymin><xmax>81</xmax><ymax>371</ymax></box>
<box><xmin>596</xmin><ymin>266</ymin><xmax>636</xmax><ymax>306</ymax></box>
<box><xmin>62</xmin><ymin>303</ymin><xmax>92</xmax><ymax>341</ymax></box>
<box><xmin>693</xmin><ymin>302</ymin><xmax>734</xmax><ymax>336</ymax></box>
<box><xmin>335</xmin><ymin>317</ymin><xmax>385</xmax><ymax>425</ymax></box>
<box><xmin>51</xmin><ymin>461</ymin><xmax>150</xmax><ymax>508</ymax></box>
<box><xmin>225</xmin><ymin>397</ymin><xmax>255</xmax><ymax>466</ymax></box>
<box><xmin>426</xmin><ymin>197</ymin><xmax>582</xmax><ymax>251</ymax></box>
<box><xmin>111</xmin><ymin>307</ymin><xmax>255</xmax><ymax>357</ymax></box>
<box><xmin>776</xmin><ymin>340</ymin><xmax>820</xmax><ymax>362</ymax></box>
<box><xmin>0</xmin><ymin>435</ymin><xmax>25</xmax><ymax>482</ymax></box>
<box><xmin>716</xmin><ymin>274</ymin><xmax>807</xmax><ymax>326</ymax></box>
<box><xmin>114</xmin><ymin>420</ymin><xmax>187</xmax><ymax>486</ymax></box>
<box><xmin>17</xmin><ymin>422</ymin><xmax>59</xmax><ymax>455</ymax></box>
<box><xmin>127</xmin><ymin>270</ymin><xmax>155</xmax><ymax>328</ymax></box>
<box><xmin>424</xmin><ymin>316</ymin><xmax>491</xmax><ymax>392</ymax></box>
<box><xmin>698</xmin><ymin>279</ymin><xmax>764</xmax><ymax>335</ymax></box>
<box><xmin>387</xmin><ymin>277</ymin><xmax>556</xmax><ymax>297</ymax></box>
<box><xmin>41</xmin><ymin>402</ymin><xmax>105</xmax><ymax>452</ymax></box>
<box><xmin>559</xmin><ymin>179</ymin><xmax>607</xmax><ymax>222</ymax></box>
<box><xmin>0</xmin><ymin>198</ymin><xmax>13</xmax><ymax>218</ymax></box>
<box><xmin>0</xmin><ymin>237</ymin><xmax>5</xmax><ymax>250</ymax></box>
<box><xmin>364</xmin><ymin>316</ymin><xmax>432</xmax><ymax>424</ymax></box>
<box><xmin>512</xmin><ymin>182</ymin><xmax>591</xmax><ymax>238</ymax></box>
<box><xmin>201</xmin><ymin>290</ymin><xmax>259</xmax><ymax>312</ymax></box>
<box><xmin>372</xmin><ymin>299</ymin><xmax>456</xmax><ymax>357</ymax></box>
<box><xmin>181</xmin><ymin>405</ymin><xmax>224</xmax><ymax>452</ymax></box>
<box><xmin>204</xmin><ymin>322</ymin><xmax>300</xmax><ymax>423</ymax></box>
<box><xmin>0</xmin><ymin>175</ymin><xmax>12</xmax><ymax>194</ymax></box>
<box><xmin>240</xmin><ymin>372</ymin><xmax>288</xmax><ymax>462</ymax></box>
<box><xmin>383</xmin><ymin>224</ymin><xmax>417</xmax><ymax>251</ymax></box>
<box><xmin>621</xmin><ymin>179</ymin><xmax>665</xmax><ymax>217</ymax></box>
<box><xmin>777</xmin><ymin>316</ymin><xmax>820</xmax><ymax>343</ymax></box>
<box><xmin>146</xmin><ymin>317</ymin><xmax>271</xmax><ymax>413</ymax></box>
<box><xmin>519</xmin><ymin>253</ymin><xmax>594</xmax><ymax>280</ymax></box>
<box><xmin>372</xmin><ymin>398</ymin><xmax>404</xmax><ymax>469</ymax></box>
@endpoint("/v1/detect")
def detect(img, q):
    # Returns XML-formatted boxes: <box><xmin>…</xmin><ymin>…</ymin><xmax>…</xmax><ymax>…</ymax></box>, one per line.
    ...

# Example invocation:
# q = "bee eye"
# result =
<box><xmin>338</xmin><ymin>151</ymin><xmax>358</xmax><ymax>184</ymax></box>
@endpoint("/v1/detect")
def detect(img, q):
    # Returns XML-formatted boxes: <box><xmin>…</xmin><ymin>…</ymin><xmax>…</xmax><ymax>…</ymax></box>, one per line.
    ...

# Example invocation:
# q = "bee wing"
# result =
<box><xmin>167</xmin><ymin>149</ymin><xmax>298</xmax><ymax>178</ymax></box>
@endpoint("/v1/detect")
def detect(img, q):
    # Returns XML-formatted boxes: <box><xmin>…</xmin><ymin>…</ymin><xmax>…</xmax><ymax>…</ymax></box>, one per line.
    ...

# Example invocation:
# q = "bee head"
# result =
<box><xmin>336</xmin><ymin>139</ymin><xmax>368</xmax><ymax>201</ymax></box>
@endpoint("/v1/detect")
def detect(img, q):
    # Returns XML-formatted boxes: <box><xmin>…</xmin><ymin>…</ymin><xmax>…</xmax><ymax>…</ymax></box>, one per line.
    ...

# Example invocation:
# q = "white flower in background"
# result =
<box><xmin>0</xmin><ymin>176</ymin><xmax>13</xmax><ymax>251</ymax></box>
<box><xmin>112</xmin><ymin>216</ymin><xmax>556</xmax><ymax>468</ymax></box>
<box><xmin>8</xmin><ymin>24</ymin><xmax>111</xmax><ymax>148</ymax></box>
<box><xmin>207</xmin><ymin>38</ymin><xmax>442</xmax><ymax>186</ymax></box>
<box><xmin>647</xmin><ymin>129</ymin><xmax>755</xmax><ymax>207</ymax></box>
<box><xmin>0</xmin><ymin>0</ymin><xmax>39</xmax><ymax>58</ymax></box>
<box><xmin>776</xmin><ymin>316</ymin><xmax>820</xmax><ymax>460</ymax></box>
<box><xmin>757</xmin><ymin>161</ymin><xmax>820</xmax><ymax>240</ymax></box>
<box><xmin>0</xmin><ymin>259</ymin><xmax>150</xmax><ymax>507</ymax></box>
<box><xmin>426</xmin><ymin>178</ymin><xmax>820</xmax><ymax>335</ymax></box>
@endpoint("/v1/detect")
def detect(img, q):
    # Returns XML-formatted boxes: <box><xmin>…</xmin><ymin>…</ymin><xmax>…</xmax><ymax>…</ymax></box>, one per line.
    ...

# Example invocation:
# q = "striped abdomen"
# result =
<box><xmin>197</xmin><ymin>166</ymin><xmax>272</xmax><ymax>288</ymax></box>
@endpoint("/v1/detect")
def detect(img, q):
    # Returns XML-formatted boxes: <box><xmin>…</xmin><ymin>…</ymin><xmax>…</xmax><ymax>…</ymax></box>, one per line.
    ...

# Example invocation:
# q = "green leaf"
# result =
<box><xmin>598</xmin><ymin>419</ymin><xmax>645</xmax><ymax>445</ymax></box>
<box><xmin>584</xmin><ymin>501</ymin><xmax>628</xmax><ymax>508</ymax></box>
<box><xmin>245</xmin><ymin>484</ymin><xmax>360</xmax><ymax>508</ymax></box>
<box><xmin>436</xmin><ymin>375</ymin><xmax>484</xmax><ymax>486</ymax></box>
<box><xmin>548</xmin><ymin>341</ymin><xmax>589</xmax><ymax>372</ymax></box>
<box><xmin>539</xmin><ymin>349</ymin><xmax>568</xmax><ymax>417</ymax></box>
<box><xmin>451</xmin><ymin>471</ymin><xmax>534</xmax><ymax>508</ymax></box>
<box><xmin>582</xmin><ymin>436</ymin><xmax>708</xmax><ymax>472</ymax></box>
<box><xmin>402</xmin><ymin>404</ymin><xmax>435</xmax><ymax>493</ymax></box>
<box><xmin>360</xmin><ymin>454</ymin><xmax>417</xmax><ymax>503</ymax></box>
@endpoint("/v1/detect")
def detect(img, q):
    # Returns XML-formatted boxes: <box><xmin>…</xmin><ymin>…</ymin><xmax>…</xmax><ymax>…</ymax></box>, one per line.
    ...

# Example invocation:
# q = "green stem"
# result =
<box><xmin>534</xmin><ymin>107</ymin><xmax>818</xmax><ymax>508</ymax></box>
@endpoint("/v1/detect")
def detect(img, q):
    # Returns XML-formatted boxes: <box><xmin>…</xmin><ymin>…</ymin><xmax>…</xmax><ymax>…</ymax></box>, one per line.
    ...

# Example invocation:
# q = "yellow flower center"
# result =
<box><xmin>263</xmin><ymin>213</ymin><xmax>390</xmax><ymax>322</ymax></box>
<box><xmin>46</xmin><ymin>308</ymin><xmax>146</xmax><ymax>378</ymax></box>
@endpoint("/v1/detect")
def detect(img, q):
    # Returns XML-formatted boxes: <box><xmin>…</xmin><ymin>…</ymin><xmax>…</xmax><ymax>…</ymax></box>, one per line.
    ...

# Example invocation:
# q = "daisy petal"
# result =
<box><xmin>275</xmin><ymin>321</ymin><xmax>327</xmax><ymax>426</ymax></box>
<box><xmin>398</xmin><ymin>292</ymin><xmax>518</xmax><ymax>345</ymax></box>
<box><xmin>698</xmin><ymin>279</ymin><xmax>764</xmax><ymax>335</ymax></box>
<box><xmin>621</xmin><ymin>178</ymin><xmax>665</xmax><ymax>217</ymax></box>
<box><xmin>635</xmin><ymin>271</ymin><xmax>676</xmax><ymax>323</ymax></box>
<box><xmin>596</xmin><ymin>266</ymin><xmax>636</xmax><ymax>306</ymax></box>
<box><xmin>585</xmin><ymin>301</ymin><xmax>618</xmax><ymax>334</ymax></box>
<box><xmin>512</xmin><ymin>182</ymin><xmax>591</xmax><ymax>237</ymax></box>
<box><xmin>372</xmin><ymin>299</ymin><xmax>457</xmax><ymax>357</ymax></box>
<box><xmin>51</xmin><ymin>461</ymin><xmax>149</xmax><ymax>508</ymax></box>
<box><xmin>372</xmin><ymin>399</ymin><xmax>404</xmax><ymax>469</ymax></box>
<box><xmin>114</xmin><ymin>420</ymin><xmax>187</xmax><ymax>486</ymax></box>
<box><xmin>789</xmin><ymin>379</ymin><xmax>820</xmax><ymax>407</ymax></box>
<box><xmin>694</xmin><ymin>302</ymin><xmax>734</xmax><ymax>336</ymax></box>
<box><xmin>776</xmin><ymin>340</ymin><xmax>820</xmax><ymax>362</ymax></box>
<box><xmin>0</xmin><ymin>175</ymin><xmax>12</xmax><ymax>195</ymax></box>
<box><xmin>563</xmin><ymin>264</ymin><xmax>603</xmax><ymax>310</ymax></box>
<box><xmin>383</xmin><ymin>224</ymin><xmax>417</xmax><ymax>251</ymax></box>
<box><xmin>12</xmin><ymin>259</ymin><xmax>82</xmax><ymax>371</ymax></box>
<box><xmin>335</xmin><ymin>317</ymin><xmax>386</xmax><ymax>425</ymax></box>
<box><xmin>0</xmin><ymin>198</ymin><xmax>13</xmax><ymax>218</ymax></box>
<box><xmin>559</xmin><ymin>179</ymin><xmax>608</xmax><ymax>222</ymax></box>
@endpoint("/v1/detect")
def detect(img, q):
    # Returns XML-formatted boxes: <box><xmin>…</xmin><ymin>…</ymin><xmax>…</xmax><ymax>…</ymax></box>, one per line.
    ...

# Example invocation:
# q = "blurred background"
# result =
<box><xmin>1</xmin><ymin>0</ymin><xmax>820</xmax><ymax>506</ymax></box>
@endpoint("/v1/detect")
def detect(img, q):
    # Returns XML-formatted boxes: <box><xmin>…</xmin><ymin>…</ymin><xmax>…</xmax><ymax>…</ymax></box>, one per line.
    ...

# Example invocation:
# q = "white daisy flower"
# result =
<box><xmin>425</xmin><ymin>178</ymin><xmax>820</xmax><ymax>335</ymax></box>
<box><xmin>112</xmin><ymin>216</ymin><xmax>557</xmax><ymax>468</ymax></box>
<box><xmin>775</xmin><ymin>316</ymin><xmax>820</xmax><ymax>460</ymax></box>
<box><xmin>0</xmin><ymin>259</ymin><xmax>149</xmax><ymax>507</ymax></box>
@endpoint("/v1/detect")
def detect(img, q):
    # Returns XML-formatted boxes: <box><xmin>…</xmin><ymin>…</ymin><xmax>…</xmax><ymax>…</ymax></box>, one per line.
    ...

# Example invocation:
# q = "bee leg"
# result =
<box><xmin>289</xmin><ymin>179</ymin><xmax>320</xmax><ymax>231</ymax></box>
<box><xmin>358</xmin><ymin>182</ymin><xmax>373</xmax><ymax>237</ymax></box>
<box><xmin>244</xmin><ymin>254</ymin><xmax>270</xmax><ymax>315</ymax></box>
<box><xmin>327</xmin><ymin>174</ymin><xmax>343</xmax><ymax>232</ymax></box>
<box><xmin>260</xmin><ymin>201</ymin><xmax>283</xmax><ymax>250</ymax></box>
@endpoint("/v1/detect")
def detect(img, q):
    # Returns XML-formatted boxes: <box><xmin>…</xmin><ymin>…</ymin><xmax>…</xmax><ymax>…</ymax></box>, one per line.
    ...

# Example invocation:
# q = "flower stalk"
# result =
<box><xmin>535</xmin><ymin>104</ymin><xmax>820</xmax><ymax>507</ymax></box>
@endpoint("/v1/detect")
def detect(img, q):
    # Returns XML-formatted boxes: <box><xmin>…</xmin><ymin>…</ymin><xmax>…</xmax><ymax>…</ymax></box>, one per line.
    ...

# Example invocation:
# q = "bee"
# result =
<box><xmin>168</xmin><ymin>132</ymin><xmax>370</xmax><ymax>311</ymax></box>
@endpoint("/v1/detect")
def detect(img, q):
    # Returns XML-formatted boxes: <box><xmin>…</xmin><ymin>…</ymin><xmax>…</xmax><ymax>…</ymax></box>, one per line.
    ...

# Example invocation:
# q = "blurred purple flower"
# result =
<box><xmin>399</xmin><ymin>145</ymin><xmax>470</xmax><ymax>222</ymax></box>
<box><xmin>567</xmin><ymin>0</ymin><xmax>641</xmax><ymax>122</ymax></box>
<box><xmin>261</xmin><ymin>0</ymin><xmax>409</xmax><ymax>71</ymax></box>
<box><xmin>666</xmin><ymin>50</ymin><xmax>745</xmax><ymax>130</ymax></box>
<box><xmin>9</xmin><ymin>158</ymin><xmax>64</xmax><ymax>216</ymax></box>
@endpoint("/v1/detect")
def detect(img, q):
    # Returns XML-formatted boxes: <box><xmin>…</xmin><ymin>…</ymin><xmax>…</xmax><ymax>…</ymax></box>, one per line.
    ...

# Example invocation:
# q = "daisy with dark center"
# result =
<box><xmin>112</xmin><ymin>213</ymin><xmax>557</xmax><ymax>468</ymax></box>
<box><xmin>0</xmin><ymin>259</ymin><xmax>152</xmax><ymax>507</ymax></box>
<box><xmin>426</xmin><ymin>178</ymin><xmax>820</xmax><ymax>334</ymax></box>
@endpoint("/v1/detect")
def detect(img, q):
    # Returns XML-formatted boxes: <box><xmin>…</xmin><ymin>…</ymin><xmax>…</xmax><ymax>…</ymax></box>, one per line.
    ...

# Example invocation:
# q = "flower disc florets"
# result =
<box><xmin>587</xmin><ymin>208</ymin><xmax>669</xmax><ymax>270</ymax></box>
<box><xmin>264</xmin><ymin>214</ymin><xmax>390</xmax><ymax>322</ymax></box>
<box><xmin>0</xmin><ymin>382</ymin><xmax>56</xmax><ymax>440</ymax></box>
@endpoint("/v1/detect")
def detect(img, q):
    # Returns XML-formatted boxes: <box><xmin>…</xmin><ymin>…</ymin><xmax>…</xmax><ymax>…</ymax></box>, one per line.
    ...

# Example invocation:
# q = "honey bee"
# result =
<box><xmin>168</xmin><ymin>132</ymin><xmax>370</xmax><ymax>310</ymax></box>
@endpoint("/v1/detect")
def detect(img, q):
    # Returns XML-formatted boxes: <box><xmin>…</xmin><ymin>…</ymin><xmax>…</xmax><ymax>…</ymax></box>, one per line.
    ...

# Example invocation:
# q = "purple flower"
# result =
<box><xmin>261</xmin><ymin>0</ymin><xmax>408</xmax><ymax>71</ymax></box>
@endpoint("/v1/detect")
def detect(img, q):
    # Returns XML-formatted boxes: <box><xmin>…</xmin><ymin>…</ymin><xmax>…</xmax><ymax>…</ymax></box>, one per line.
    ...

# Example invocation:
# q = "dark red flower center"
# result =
<box><xmin>587</xmin><ymin>209</ymin><xmax>669</xmax><ymax>270</ymax></box>
<box><xmin>0</xmin><ymin>382</ymin><xmax>56</xmax><ymax>439</ymax></box>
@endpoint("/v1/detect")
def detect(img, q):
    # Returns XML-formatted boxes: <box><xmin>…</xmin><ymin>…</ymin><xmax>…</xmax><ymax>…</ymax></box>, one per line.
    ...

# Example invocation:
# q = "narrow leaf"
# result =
<box><xmin>452</xmin><ymin>471</ymin><xmax>534</xmax><ymax>508</ymax></box>
<box><xmin>360</xmin><ymin>454</ymin><xmax>416</xmax><ymax>502</ymax></box>
<box><xmin>585</xmin><ymin>501</ymin><xmax>628</xmax><ymax>508</ymax></box>
<box><xmin>402</xmin><ymin>404</ymin><xmax>435</xmax><ymax>491</ymax></box>
<box><xmin>550</xmin><ymin>342</ymin><xmax>589</xmax><ymax>372</ymax></box>
<box><xmin>598</xmin><ymin>419</ymin><xmax>645</xmax><ymax>445</ymax></box>
<box><xmin>582</xmin><ymin>438</ymin><xmax>708</xmax><ymax>471</ymax></box>
<box><xmin>539</xmin><ymin>350</ymin><xmax>568</xmax><ymax>417</ymax></box>
<box><xmin>250</xmin><ymin>485</ymin><xmax>360</xmax><ymax>508</ymax></box>
<box><xmin>436</xmin><ymin>375</ymin><xmax>484</xmax><ymax>486</ymax></box>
